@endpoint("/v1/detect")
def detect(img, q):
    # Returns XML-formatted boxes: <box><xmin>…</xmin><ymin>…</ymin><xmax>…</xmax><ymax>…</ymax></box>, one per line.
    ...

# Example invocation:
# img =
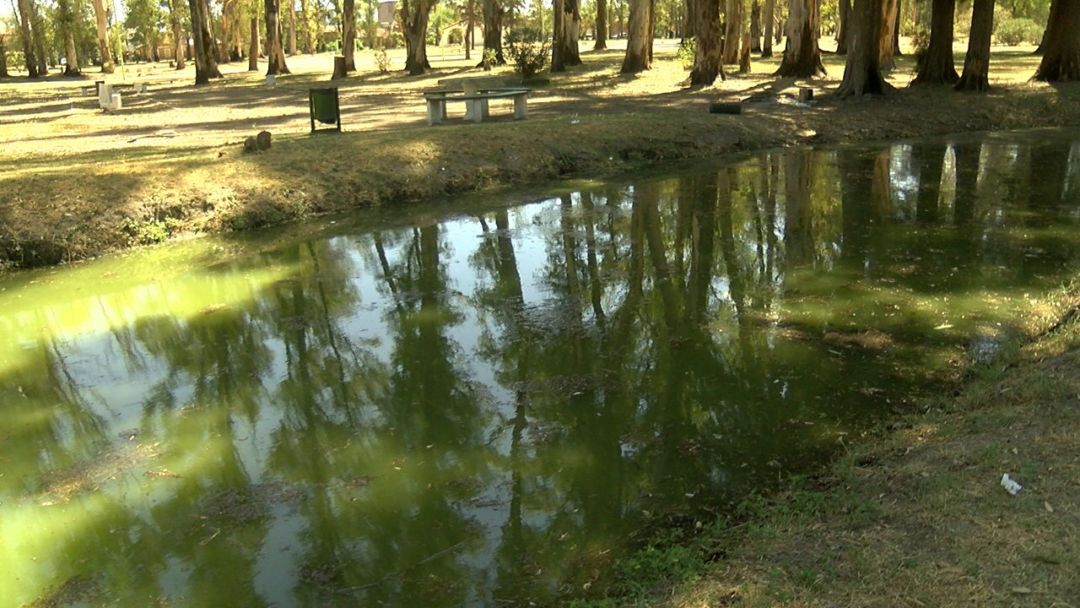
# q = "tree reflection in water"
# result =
<box><xmin>3</xmin><ymin>132</ymin><xmax>1080</xmax><ymax>607</ymax></box>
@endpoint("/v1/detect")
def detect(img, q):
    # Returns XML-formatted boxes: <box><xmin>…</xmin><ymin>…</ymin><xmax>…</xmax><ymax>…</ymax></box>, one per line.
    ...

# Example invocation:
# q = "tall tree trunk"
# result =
<box><xmin>836</xmin><ymin>0</ymin><xmax>850</xmax><ymax>53</ymax></box>
<box><xmin>343</xmin><ymin>0</ymin><xmax>357</xmax><ymax>70</ymax></box>
<box><xmin>15</xmin><ymin>0</ymin><xmax>39</xmax><ymax>77</ymax></box>
<box><xmin>722</xmin><ymin>0</ymin><xmax>743</xmax><ymax>64</ymax></box>
<box><xmin>690</xmin><ymin>0</ymin><xmax>725</xmax><ymax>83</ymax></box>
<box><xmin>91</xmin><ymin>0</ymin><xmax>114</xmax><ymax>73</ymax></box>
<box><xmin>836</xmin><ymin>0</ymin><xmax>892</xmax><ymax>96</ymax></box>
<box><xmin>29</xmin><ymin>0</ymin><xmax>47</xmax><ymax>75</ymax></box>
<box><xmin>189</xmin><ymin>0</ymin><xmax>224</xmax><ymax>83</ymax></box>
<box><xmin>595</xmin><ymin>0</ymin><xmax>608</xmax><ymax>49</ymax></box>
<box><xmin>0</xmin><ymin>35</ymin><xmax>8</xmax><ymax>77</ymax></box>
<box><xmin>878</xmin><ymin>0</ymin><xmax>898</xmax><ymax>69</ymax></box>
<box><xmin>299</xmin><ymin>0</ymin><xmax>315</xmax><ymax>52</ymax></box>
<box><xmin>481</xmin><ymin>0</ymin><xmax>505</xmax><ymax>64</ymax></box>
<box><xmin>170</xmin><ymin>0</ymin><xmax>187</xmax><ymax>69</ymax></box>
<box><xmin>401</xmin><ymin>0</ymin><xmax>433</xmax><ymax>75</ymax></box>
<box><xmin>750</xmin><ymin>1</ymin><xmax>761</xmax><ymax>52</ymax></box>
<box><xmin>287</xmin><ymin>0</ymin><xmax>297</xmax><ymax>54</ymax></box>
<box><xmin>57</xmin><ymin>0</ymin><xmax>81</xmax><ymax>76</ymax></box>
<box><xmin>955</xmin><ymin>0</ymin><xmax>993</xmax><ymax>91</ymax></box>
<box><xmin>777</xmin><ymin>0</ymin><xmax>825</xmax><ymax>76</ymax></box>
<box><xmin>553</xmin><ymin>0</ymin><xmax>582</xmax><ymax>70</ymax></box>
<box><xmin>1035</xmin><ymin>0</ymin><xmax>1080</xmax><ymax>81</ymax></box>
<box><xmin>647</xmin><ymin>0</ymin><xmax>655</xmax><ymax>61</ymax></box>
<box><xmin>249</xmin><ymin>15</ymin><xmax>260</xmax><ymax>70</ymax></box>
<box><xmin>912</xmin><ymin>0</ymin><xmax>958</xmax><ymax>84</ymax></box>
<box><xmin>621</xmin><ymin>0</ymin><xmax>651</xmax><ymax>72</ymax></box>
<box><xmin>265</xmin><ymin>0</ymin><xmax>290</xmax><ymax>74</ymax></box>
<box><xmin>893</xmin><ymin>0</ymin><xmax>902</xmax><ymax>55</ymax></box>
<box><xmin>465</xmin><ymin>0</ymin><xmax>475</xmax><ymax>58</ymax></box>
<box><xmin>762</xmin><ymin>0</ymin><xmax>775</xmax><ymax>56</ymax></box>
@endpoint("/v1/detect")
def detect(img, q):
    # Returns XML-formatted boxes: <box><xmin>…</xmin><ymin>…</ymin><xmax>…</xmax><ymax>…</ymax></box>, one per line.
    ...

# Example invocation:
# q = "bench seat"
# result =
<box><xmin>424</xmin><ymin>89</ymin><xmax>529</xmax><ymax>125</ymax></box>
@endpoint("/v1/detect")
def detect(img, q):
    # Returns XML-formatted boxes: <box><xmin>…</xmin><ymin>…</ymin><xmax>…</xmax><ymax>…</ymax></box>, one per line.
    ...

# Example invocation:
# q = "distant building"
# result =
<box><xmin>377</xmin><ymin>0</ymin><xmax>396</xmax><ymax>27</ymax></box>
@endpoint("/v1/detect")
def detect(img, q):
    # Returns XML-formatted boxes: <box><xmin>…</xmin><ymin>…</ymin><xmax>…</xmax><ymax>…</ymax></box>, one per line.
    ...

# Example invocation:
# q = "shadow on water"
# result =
<box><xmin>1</xmin><ymin>130</ymin><xmax>1079</xmax><ymax>607</ymax></box>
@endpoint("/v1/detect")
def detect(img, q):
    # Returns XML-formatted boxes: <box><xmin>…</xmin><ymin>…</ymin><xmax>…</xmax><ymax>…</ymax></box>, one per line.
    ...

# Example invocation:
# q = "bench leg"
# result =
<box><xmin>467</xmin><ymin>99</ymin><xmax>484</xmax><ymax>123</ymax></box>
<box><xmin>513</xmin><ymin>96</ymin><xmax>528</xmax><ymax>120</ymax></box>
<box><xmin>427</xmin><ymin>100</ymin><xmax>444</xmax><ymax>126</ymax></box>
<box><xmin>481</xmin><ymin>99</ymin><xmax>490</xmax><ymax>119</ymax></box>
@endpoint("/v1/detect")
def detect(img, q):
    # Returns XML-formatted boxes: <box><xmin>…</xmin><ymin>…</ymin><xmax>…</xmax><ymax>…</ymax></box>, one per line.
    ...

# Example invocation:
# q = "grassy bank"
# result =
<box><xmin>578</xmin><ymin>285</ymin><xmax>1080</xmax><ymax>607</ymax></box>
<box><xmin>2</xmin><ymin>45</ymin><xmax>1080</xmax><ymax>270</ymax></box>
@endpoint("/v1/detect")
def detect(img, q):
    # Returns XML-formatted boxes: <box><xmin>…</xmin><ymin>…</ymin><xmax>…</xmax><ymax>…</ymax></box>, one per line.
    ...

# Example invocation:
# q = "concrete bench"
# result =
<box><xmin>425</xmin><ymin>89</ymin><xmax>529</xmax><ymax>125</ymax></box>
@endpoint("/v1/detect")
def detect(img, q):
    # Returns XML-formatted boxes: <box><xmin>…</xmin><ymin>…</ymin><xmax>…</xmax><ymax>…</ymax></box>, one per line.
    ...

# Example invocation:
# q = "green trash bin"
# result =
<box><xmin>309</xmin><ymin>87</ymin><xmax>342</xmax><ymax>133</ymax></box>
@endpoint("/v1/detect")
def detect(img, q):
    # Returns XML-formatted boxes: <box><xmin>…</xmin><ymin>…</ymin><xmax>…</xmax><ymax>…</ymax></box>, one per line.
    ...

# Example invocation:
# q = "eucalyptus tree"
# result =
<box><xmin>91</xmin><ymin>0</ymin><xmax>114</xmax><ymax>72</ymax></box>
<box><xmin>169</xmin><ymin>0</ymin><xmax>187</xmax><ymax>69</ymax></box>
<box><xmin>750</xmin><ymin>0</ymin><xmax>761</xmax><ymax>52</ymax></box>
<box><xmin>1035</xmin><ymin>0</ymin><xmax>1080</xmax><ymax>81</ymax></box>
<box><xmin>287</xmin><ymin>0</ymin><xmax>297</xmax><ymax>54</ymax></box>
<box><xmin>762</xmin><ymin>0</ymin><xmax>775</xmax><ymax>56</ymax></box>
<box><xmin>401</xmin><ymin>0</ymin><xmax>436</xmax><ymax>74</ymax></box>
<box><xmin>595</xmin><ymin>0</ymin><xmax>608</xmax><ymax>48</ymax></box>
<box><xmin>955</xmin><ymin>0</ymin><xmax>995</xmax><ymax>90</ymax></box>
<box><xmin>776</xmin><ymin>0</ymin><xmax>825</xmax><ymax>76</ymax></box>
<box><xmin>298</xmin><ymin>0</ymin><xmax>316</xmax><ymax>52</ymax></box>
<box><xmin>343</xmin><ymin>0</ymin><xmax>357</xmax><ymax>71</ymax></box>
<box><xmin>481</xmin><ymin>0</ymin><xmax>505</xmax><ymax>64</ymax></box>
<box><xmin>835</xmin><ymin>0</ymin><xmax>893</xmax><ymax>96</ymax></box>
<box><xmin>249</xmin><ymin>1</ymin><xmax>260</xmax><ymax>71</ymax></box>
<box><xmin>15</xmin><ymin>0</ymin><xmax>40</xmax><ymax>77</ymax></box>
<box><xmin>911</xmin><ymin>0</ymin><xmax>959</xmax><ymax>84</ymax></box>
<box><xmin>189</xmin><ymin>0</ymin><xmax>224</xmax><ymax>83</ymax></box>
<box><xmin>265</xmin><ymin>0</ymin><xmax>291</xmax><ymax>74</ymax></box>
<box><xmin>55</xmin><ymin>0</ymin><xmax>81</xmax><ymax>75</ymax></box>
<box><xmin>552</xmin><ymin>0</ymin><xmax>582</xmax><ymax>70</ymax></box>
<box><xmin>722</xmin><ymin>0</ymin><xmax>743</xmax><ymax>64</ymax></box>
<box><xmin>690</xmin><ymin>0</ymin><xmax>724</xmax><ymax>84</ymax></box>
<box><xmin>620</xmin><ymin>0</ymin><xmax>651</xmax><ymax>72</ymax></box>
<box><xmin>836</xmin><ymin>0</ymin><xmax>850</xmax><ymax>53</ymax></box>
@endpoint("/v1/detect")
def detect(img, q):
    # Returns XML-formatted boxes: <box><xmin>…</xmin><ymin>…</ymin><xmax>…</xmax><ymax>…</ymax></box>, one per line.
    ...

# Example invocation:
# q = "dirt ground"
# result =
<box><xmin>1</xmin><ymin>40</ymin><xmax>1078</xmax><ymax>270</ymax></box>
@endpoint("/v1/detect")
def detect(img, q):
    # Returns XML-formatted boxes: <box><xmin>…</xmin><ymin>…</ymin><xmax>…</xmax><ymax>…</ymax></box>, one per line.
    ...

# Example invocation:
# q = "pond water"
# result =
<box><xmin>3</xmin><ymin>130</ymin><xmax>1080</xmax><ymax>607</ymax></box>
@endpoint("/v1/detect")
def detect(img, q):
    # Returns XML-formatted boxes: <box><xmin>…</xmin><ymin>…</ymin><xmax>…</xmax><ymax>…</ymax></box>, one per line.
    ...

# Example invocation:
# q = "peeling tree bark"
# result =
<box><xmin>690</xmin><ymin>0</ymin><xmax>725</xmax><ymax>84</ymax></box>
<box><xmin>722</xmin><ymin>0</ymin><xmax>743</xmax><ymax>64</ymax></box>
<box><xmin>777</xmin><ymin>0</ymin><xmax>825</xmax><ymax>76</ymax></box>
<box><xmin>92</xmin><ymin>0</ymin><xmax>114</xmax><ymax>73</ymax></box>
<box><xmin>552</xmin><ymin>0</ymin><xmax>582</xmax><ymax>71</ymax></box>
<box><xmin>621</xmin><ymin>0</ymin><xmax>651</xmax><ymax>73</ymax></box>
<box><xmin>265</xmin><ymin>0</ymin><xmax>291</xmax><ymax>74</ymax></box>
